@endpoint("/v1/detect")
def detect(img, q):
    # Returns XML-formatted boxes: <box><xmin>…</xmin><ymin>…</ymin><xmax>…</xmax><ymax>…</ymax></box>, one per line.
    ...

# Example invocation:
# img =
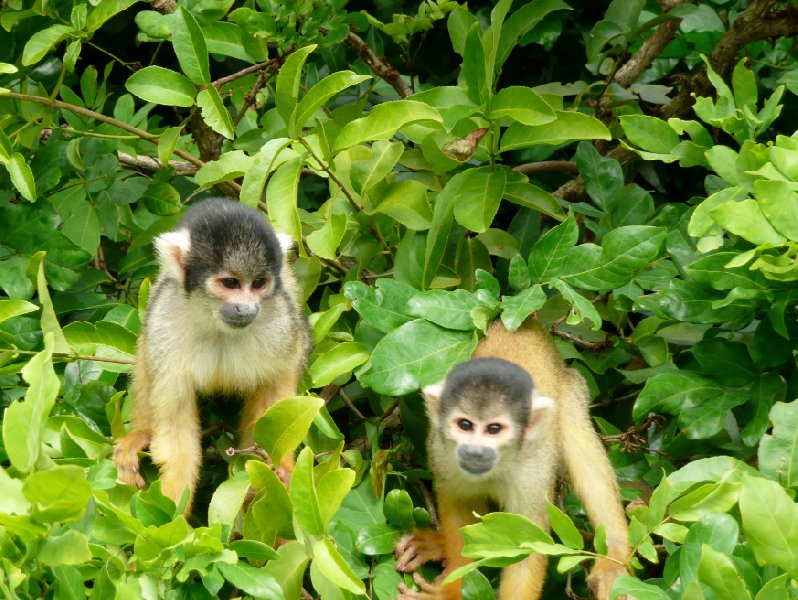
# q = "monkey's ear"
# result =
<box><xmin>154</xmin><ymin>229</ymin><xmax>190</xmax><ymax>281</ymax></box>
<box><xmin>526</xmin><ymin>394</ymin><xmax>556</xmax><ymax>437</ymax></box>
<box><xmin>422</xmin><ymin>381</ymin><xmax>445</xmax><ymax>421</ymax></box>
<box><xmin>276</xmin><ymin>232</ymin><xmax>299</xmax><ymax>263</ymax></box>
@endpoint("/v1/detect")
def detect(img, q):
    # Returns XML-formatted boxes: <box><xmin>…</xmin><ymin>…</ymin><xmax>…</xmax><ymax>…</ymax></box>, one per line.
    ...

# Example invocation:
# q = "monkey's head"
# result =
<box><xmin>154</xmin><ymin>198</ymin><xmax>295</xmax><ymax>330</ymax></box>
<box><xmin>424</xmin><ymin>358</ymin><xmax>555</xmax><ymax>478</ymax></box>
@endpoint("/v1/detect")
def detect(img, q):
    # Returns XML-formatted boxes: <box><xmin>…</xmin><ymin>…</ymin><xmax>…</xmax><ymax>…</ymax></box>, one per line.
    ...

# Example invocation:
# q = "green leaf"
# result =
<box><xmin>171</xmin><ymin>6</ymin><xmax>210</xmax><ymax>85</ymax></box>
<box><xmin>207</xmin><ymin>471</ymin><xmax>250</xmax><ymax>525</ymax></box>
<box><xmin>196</xmin><ymin>86</ymin><xmax>235</xmax><ymax>139</ymax></box>
<box><xmin>86</xmin><ymin>0</ymin><xmax>138</xmax><ymax>32</ymax></box>
<box><xmin>501</xmin><ymin>111</ymin><xmax>611</xmax><ymax>150</ymax></box>
<box><xmin>291</xmin><ymin>71</ymin><xmax>371</xmax><ymax>135</ymax></box>
<box><xmin>549</xmin><ymin>278</ymin><xmax>602</xmax><ymax>329</ymax></box>
<box><xmin>710</xmin><ymin>198</ymin><xmax>787</xmax><ymax>246</ymax></box>
<box><xmin>384</xmin><ymin>489</ymin><xmax>416</xmax><ymax>530</ymax></box>
<box><xmin>254</xmin><ymin>396</ymin><xmax>324</xmax><ymax>466</ymax></box>
<box><xmin>125</xmin><ymin>66</ymin><xmax>196</xmax><ymax>107</ymax></box>
<box><xmin>697</xmin><ymin>545</ymin><xmax>750</xmax><ymax>599</ymax></box>
<box><xmin>356</xmin><ymin>523</ymin><xmax>402</xmax><ymax>556</ymax></box>
<box><xmin>23</xmin><ymin>465</ymin><xmax>92</xmax><ymax>523</ymax></box>
<box><xmin>343</xmin><ymin>279</ymin><xmax>416</xmax><ymax>333</ymax></box>
<box><xmin>3</xmin><ymin>335</ymin><xmax>60</xmax><ymax>473</ymax></box>
<box><xmin>22</xmin><ymin>24</ymin><xmax>74</xmax><ymax>66</ymax></box>
<box><xmin>312</xmin><ymin>538</ymin><xmax>367</xmax><ymax>595</ymax></box>
<box><xmin>610</xmin><ymin>576</ymin><xmax>671</xmax><ymax>600</ymax></box>
<box><xmin>503</xmin><ymin>181</ymin><xmax>565</xmax><ymax>221</ymax></box>
<box><xmin>500</xmin><ymin>285</ymin><xmax>546</xmax><ymax>332</ymax></box>
<box><xmin>305</xmin><ymin>212</ymin><xmax>346</xmax><ymax>260</ymax></box>
<box><xmin>276</xmin><ymin>45</ymin><xmax>317</xmax><ymax>125</ymax></box>
<box><xmin>38</xmin><ymin>530</ymin><xmax>92</xmax><ymax>566</ymax></box>
<box><xmin>317</xmin><ymin>468</ymin><xmax>356</xmax><ymax>529</ymax></box>
<box><xmin>754</xmin><ymin>179</ymin><xmax>798</xmax><ymax>241</ymax></box>
<box><xmin>452</xmin><ymin>166</ymin><xmax>508</xmax><ymax>233</ymax></box>
<box><xmin>740</xmin><ymin>475</ymin><xmax>798</xmax><ymax>579</ymax></box>
<box><xmin>228</xmin><ymin>540</ymin><xmax>279</xmax><ymax>562</ymax></box>
<box><xmin>0</xmin><ymin>299</ymin><xmax>38</xmax><ymax>323</ymax></box>
<box><xmin>574</xmin><ymin>141</ymin><xmax>623</xmax><ymax>211</ymax></box>
<box><xmin>407</xmin><ymin>289</ymin><xmax>481</xmax><ymax>331</ymax></box>
<box><xmin>8</xmin><ymin>153</ymin><xmax>37</xmax><ymax>202</ymax></box>
<box><xmin>496</xmin><ymin>0</ymin><xmax>571</xmax><ymax>67</ymax></box>
<box><xmin>351</xmin><ymin>140</ymin><xmax>404</xmax><ymax>195</ymax></box>
<box><xmin>309</xmin><ymin>342</ymin><xmax>370</xmax><ymax>387</ymax></box>
<box><xmin>266</xmin><ymin>157</ymin><xmax>303</xmax><ymax>242</ymax></box>
<box><xmin>359</xmin><ymin>320</ymin><xmax>478</xmax><ymax>395</ymax></box>
<box><xmin>246</xmin><ymin>461</ymin><xmax>294</xmax><ymax>541</ymax></box>
<box><xmin>568</xmin><ymin>226</ymin><xmax>667</xmax><ymax>291</ymax></box>
<box><xmin>461</xmin><ymin>23</ymin><xmax>487</xmax><ymax>105</ymax></box>
<box><xmin>619</xmin><ymin>114</ymin><xmax>681</xmax><ymax>154</ymax></box>
<box><xmin>368</xmin><ymin>179</ymin><xmax>432</xmax><ymax>230</ymax></box>
<box><xmin>489</xmin><ymin>86</ymin><xmax>556</xmax><ymax>126</ymax></box>
<box><xmin>333</xmin><ymin>100</ymin><xmax>443</xmax><ymax>152</ymax></box>
<box><xmin>758</xmin><ymin>401</ymin><xmax>798</xmax><ymax>489</ymax></box>
<box><xmin>546</xmin><ymin>502</ymin><xmax>584</xmax><ymax>549</ymax></box>
<box><xmin>290</xmin><ymin>447</ymin><xmax>323</xmax><ymax>535</ymax></box>
<box><xmin>61</xmin><ymin>200</ymin><xmax>101</xmax><ymax>254</ymax></box>
<box><xmin>216</xmin><ymin>561</ymin><xmax>286</xmax><ymax>600</ymax></box>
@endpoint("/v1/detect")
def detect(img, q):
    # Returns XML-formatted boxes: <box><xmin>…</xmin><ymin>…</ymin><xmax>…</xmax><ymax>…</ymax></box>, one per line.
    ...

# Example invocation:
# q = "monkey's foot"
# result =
<box><xmin>398</xmin><ymin>573</ymin><xmax>453</xmax><ymax>600</ymax></box>
<box><xmin>395</xmin><ymin>529</ymin><xmax>446</xmax><ymax>572</ymax></box>
<box><xmin>588</xmin><ymin>560</ymin><xmax>629</xmax><ymax>600</ymax></box>
<box><xmin>113</xmin><ymin>430</ymin><xmax>150</xmax><ymax>489</ymax></box>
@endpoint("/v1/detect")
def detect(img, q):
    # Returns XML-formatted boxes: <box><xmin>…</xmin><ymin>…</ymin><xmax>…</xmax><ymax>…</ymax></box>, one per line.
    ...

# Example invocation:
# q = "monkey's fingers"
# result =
<box><xmin>397</xmin><ymin>573</ymin><xmax>447</xmax><ymax>600</ymax></box>
<box><xmin>395</xmin><ymin>534</ymin><xmax>424</xmax><ymax>572</ymax></box>
<box><xmin>113</xmin><ymin>453</ymin><xmax>146</xmax><ymax>489</ymax></box>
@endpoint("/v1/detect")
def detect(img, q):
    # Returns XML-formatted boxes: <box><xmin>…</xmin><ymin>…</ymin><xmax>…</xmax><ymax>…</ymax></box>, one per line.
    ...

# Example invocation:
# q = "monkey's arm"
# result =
<box><xmin>114</xmin><ymin>342</ymin><xmax>153</xmax><ymax>489</ymax></box>
<box><xmin>560</xmin><ymin>371</ymin><xmax>630</xmax><ymax>600</ymax></box>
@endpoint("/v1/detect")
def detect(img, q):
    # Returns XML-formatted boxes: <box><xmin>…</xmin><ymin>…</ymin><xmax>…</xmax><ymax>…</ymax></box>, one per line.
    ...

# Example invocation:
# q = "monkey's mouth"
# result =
<box><xmin>220</xmin><ymin>315</ymin><xmax>257</xmax><ymax>328</ymax></box>
<box><xmin>458</xmin><ymin>460</ymin><xmax>494</xmax><ymax>475</ymax></box>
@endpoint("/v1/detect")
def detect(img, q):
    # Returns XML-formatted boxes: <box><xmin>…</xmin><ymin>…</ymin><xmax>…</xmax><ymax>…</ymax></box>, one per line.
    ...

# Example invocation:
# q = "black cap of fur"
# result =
<box><xmin>440</xmin><ymin>357</ymin><xmax>534</xmax><ymax>430</ymax></box>
<box><xmin>179</xmin><ymin>198</ymin><xmax>283</xmax><ymax>294</ymax></box>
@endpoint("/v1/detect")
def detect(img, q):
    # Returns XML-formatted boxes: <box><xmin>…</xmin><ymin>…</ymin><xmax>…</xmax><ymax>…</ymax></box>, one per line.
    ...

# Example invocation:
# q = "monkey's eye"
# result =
<box><xmin>221</xmin><ymin>277</ymin><xmax>241</xmax><ymax>289</ymax></box>
<box><xmin>251</xmin><ymin>277</ymin><xmax>268</xmax><ymax>290</ymax></box>
<box><xmin>457</xmin><ymin>418</ymin><xmax>474</xmax><ymax>432</ymax></box>
<box><xmin>486</xmin><ymin>423</ymin><xmax>503</xmax><ymax>435</ymax></box>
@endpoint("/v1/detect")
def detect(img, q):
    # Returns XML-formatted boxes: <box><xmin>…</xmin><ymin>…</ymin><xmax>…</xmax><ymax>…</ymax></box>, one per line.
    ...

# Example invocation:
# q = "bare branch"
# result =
<box><xmin>117</xmin><ymin>151</ymin><xmax>198</xmax><ymax>176</ymax></box>
<box><xmin>513</xmin><ymin>160</ymin><xmax>579</xmax><ymax>175</ymax></box>
<box><xmin>345</xmin><ymin>31</ymin><xmax>413</xmax><ymax>98</ymax></box>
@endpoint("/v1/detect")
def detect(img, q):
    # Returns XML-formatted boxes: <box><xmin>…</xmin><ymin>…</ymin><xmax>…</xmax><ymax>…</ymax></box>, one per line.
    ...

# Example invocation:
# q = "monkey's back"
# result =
<box><xmin>472</xmin><ymin>320</ymin><xmax>568</xmax><ymax>401</ymax></box>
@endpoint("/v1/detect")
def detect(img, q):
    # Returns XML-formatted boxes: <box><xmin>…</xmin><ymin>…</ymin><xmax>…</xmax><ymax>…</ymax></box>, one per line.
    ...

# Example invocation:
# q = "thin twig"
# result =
<box><xmin>513</xmin><ymin>160</ymin><xmax>579</xmax><ymax>175</ymax></box>
<box><xmin>226</xmin><ymin>445</ymin><xmax>273</xmax><ymax>464</ymax></box>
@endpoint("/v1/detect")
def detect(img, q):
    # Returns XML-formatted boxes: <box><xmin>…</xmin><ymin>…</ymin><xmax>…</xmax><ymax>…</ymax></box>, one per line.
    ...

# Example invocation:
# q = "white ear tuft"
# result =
<box><xmin>532</xmin><ymin>394</ymin><xmax>556</xmax><ymax>411</ymax></box>
<box><xmin>422</xmin><ymin>381</ymin><xmax>444</xmax><ymax>401</ymax></box>
<box><xmin>154</xmin><ymin>229</ymin><xmax>190</xmax><ymax>280</ymax></box>
<box><xmin>276</xmin><ymin>232</ymin><xmax>297</xmax><ymax>255</ymax></box>
<box><xmin>422</xmin><ymin>380</ymin><xmax>445</xmax><ymax>421</ymax></box>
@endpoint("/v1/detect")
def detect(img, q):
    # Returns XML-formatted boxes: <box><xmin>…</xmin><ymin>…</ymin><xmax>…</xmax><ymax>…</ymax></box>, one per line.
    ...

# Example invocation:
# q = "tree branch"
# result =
<box><xmin>345</xmin><ymin>31</ymin><xmax>413</xmax><ymax>98</ymax></box>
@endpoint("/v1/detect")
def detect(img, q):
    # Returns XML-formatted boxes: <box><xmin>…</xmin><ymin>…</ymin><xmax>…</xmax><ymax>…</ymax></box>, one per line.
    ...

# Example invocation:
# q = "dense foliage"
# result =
<box><xmin>1</xmin><ymin>0</ymin><xmax>798</xmax><ymax>598</ymax></box>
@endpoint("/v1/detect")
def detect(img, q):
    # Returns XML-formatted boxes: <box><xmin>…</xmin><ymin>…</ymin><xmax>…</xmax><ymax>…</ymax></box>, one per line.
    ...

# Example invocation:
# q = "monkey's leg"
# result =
<box><xmin>560</xmin><ymin>370</ymin><xmax>630</xmax><ymax>600</ymax></box>
<box><xmin>148</xmin><ymin>380</ymin><xmax>202</xmax><ymax>511</ymax></box>
<box><xmin>114</xmin><ymin>350</ymin><xmax>154</xmax><ymax>488</ymax></box>
<box><xmin>498</xmin><ymin>554</ymin><xmax>547</xmax><ymax>600</ymax></box>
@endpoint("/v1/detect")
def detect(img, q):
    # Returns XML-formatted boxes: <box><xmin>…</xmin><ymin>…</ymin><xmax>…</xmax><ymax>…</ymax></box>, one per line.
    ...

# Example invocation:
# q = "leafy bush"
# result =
<box><xmin>1</xmin><ymin>0</ymin><xmax>797</xmax><ymax>598</ymax></box>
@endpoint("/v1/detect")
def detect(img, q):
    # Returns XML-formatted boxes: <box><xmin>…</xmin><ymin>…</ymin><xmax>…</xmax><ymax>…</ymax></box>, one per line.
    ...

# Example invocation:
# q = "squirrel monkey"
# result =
<box><xmin>114</xmin><ymin>198</ymin><xmax>309</xmax><ymax>511</ymax></box>
<box><xmin>395</xmin><ymin>320</ymin><xmax>629</xmax><ymax>600</ymax></box>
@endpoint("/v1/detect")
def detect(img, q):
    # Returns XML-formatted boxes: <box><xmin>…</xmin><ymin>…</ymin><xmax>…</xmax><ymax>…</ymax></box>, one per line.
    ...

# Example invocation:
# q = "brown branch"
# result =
<box><xmin>117</xmin><ymin>151</ymin><xmax>198</xmax><ymax>176</ymax></box>
<box><xmin>513</xmin><ymin>160</ymin><xmax>579</xmax><ymax>175</ymax></box>
<box><xmin>612</xmin><ymin>11</ymin><xmax>688</xmax><ymax>88</ymax></box>
<box><xmin>212</xmin><ymin>59</ymin><xmax>281</xmax><ymax>90</ymax></box>
<box><xmin>554</xmin><ymin>0</ymin><xmax>798</xmax><ymax>202</ymax></box>
<box><xmin>345</xmin><ymin>31</ymin><xmax>413</xmax><ymax>98</ymax></box>
<box><xmin>4</xmin><ymin>92</ymin><xmax>204</xmax><ymax>167</ymax></box>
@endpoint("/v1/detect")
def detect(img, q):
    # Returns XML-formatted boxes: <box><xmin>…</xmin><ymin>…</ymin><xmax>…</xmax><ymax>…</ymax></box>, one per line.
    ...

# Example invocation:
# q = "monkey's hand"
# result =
<box><xmin>587</xmin><ymin>558</ymin><xmax>629</xmax><ymax>600</ymax></box>
<box><xmin>398</xmin><ymin>573</ymin><xmax>456</xmax><ymax>600</ymax></box>
<box><xmin>395</xmin><ymin>529</ymin><xmax>446</xmax><ymax>572</ymax></box>
<box><xmin>113</xmin><ymin>430</ymin><xmax>151</xmax><ymax>489</ymax></box>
